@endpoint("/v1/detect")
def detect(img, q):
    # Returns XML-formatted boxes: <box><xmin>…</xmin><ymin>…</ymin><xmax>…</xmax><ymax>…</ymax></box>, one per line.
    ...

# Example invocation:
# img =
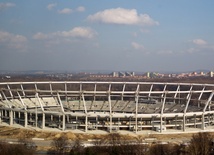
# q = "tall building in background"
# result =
<box><xmin>209</xmin><ymin>71</ymin><xmax>214</xmax><ymax>77</ymax></box>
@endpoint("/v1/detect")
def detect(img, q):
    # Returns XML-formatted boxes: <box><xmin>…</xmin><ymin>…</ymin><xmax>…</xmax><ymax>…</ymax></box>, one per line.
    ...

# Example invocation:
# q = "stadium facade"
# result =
<box><xmin>0</xmin><ymin>81</ymin><xmax>214</xmax><ymax>133</ymax></box>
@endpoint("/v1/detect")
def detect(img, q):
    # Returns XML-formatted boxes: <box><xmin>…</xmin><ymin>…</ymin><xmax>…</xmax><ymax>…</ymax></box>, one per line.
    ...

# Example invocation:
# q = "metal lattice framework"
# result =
<box><xmin>0</xmin><ymin>81</ymin><xmax>214</xmax><ymax>133</ymax></box>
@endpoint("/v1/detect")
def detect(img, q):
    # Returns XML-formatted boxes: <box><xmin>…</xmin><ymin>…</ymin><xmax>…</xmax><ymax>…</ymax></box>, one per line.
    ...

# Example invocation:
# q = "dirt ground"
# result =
<box><xmin>2</xmin><ymin>125</ymin><xmax>214</xmax><ymax>152</ymax></box>
<box><xmin>0</xmin><ymin>126</ymin><xmax>102</xmax><ymax>140</ymax></box>
<box><xmin>0</xmin><ymin>125</ymin><xmax>210</xmax><ymax>141</ymax></box>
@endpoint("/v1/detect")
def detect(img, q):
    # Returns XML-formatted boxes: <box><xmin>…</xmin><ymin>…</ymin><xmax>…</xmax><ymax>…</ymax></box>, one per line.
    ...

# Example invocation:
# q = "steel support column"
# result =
<box><xmin>82</xmin><ymin>93</ymin><xmax>88</xmax><ymax>132</ymax></box>
<box><xmin>108</xmin><ymin>92</ymin><xmax>112</xmax><ymax>133</ymax></box>
<box><xmin>160</xmin><ymin>92</ymin><xmax>167</xmax><ymax>133</ymax></box>
<box><xmin>42</xmin><ymin>113</ymin><xmax>45</xmax><ymax>129</ymax></box>
<box><xmin>0</xmin><ymin>110</ymin><xmax>2</xmax><ymax>123</ymax></box>
<box><xmin>85</xmin><ymin>115</ymin><xmax>88</xmax><ymax>132</ymax></box>
<box><xmin>183</xmin><ymin>115</ymin><xmax>186</xmax><ymax>131</ymax></box>
<box><xmin>183</xmin><ymin>91</ymin><xmax>192</xmax><ymax>131</ymax></box>
<box><xmin>62</xmin><ymin>114</ymin><xmax>65</xmax><ymax>131</ymax></box>
<box><xmin>135</xmin><ymin>84</ymin><xmax>140</xmax><ymax>133</ymax></box>
<box><xmin>9</xmin><ymin>110</ymin><xmax>13</xmax><ymax>125</ymax></box>
<box><xmin>202</xmin><ymin>92</ymin><xmax>214</xmax><ymax>130</ymax></box>
<box><xmin>24</xmin><ymin>111</ymin><xmax>28</xmax><ymax>127</ymax></box>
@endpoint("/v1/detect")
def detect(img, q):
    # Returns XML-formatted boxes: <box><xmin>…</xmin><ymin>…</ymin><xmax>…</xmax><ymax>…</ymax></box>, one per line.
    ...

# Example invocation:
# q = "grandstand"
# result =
<box><xmin>0</xmin><ymin>81</ymin><xmax>214</xmax><ymax>133</ymax></box>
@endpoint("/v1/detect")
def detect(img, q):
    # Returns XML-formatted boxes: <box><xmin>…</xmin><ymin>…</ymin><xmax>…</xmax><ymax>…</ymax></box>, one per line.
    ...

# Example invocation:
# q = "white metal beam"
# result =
<box><xmin>35</xmin><ymin>93</ymin><xmax>44</xmax><ymax>112</ymax></box>
<box><xmin>20</xmin><ymin>84</ymin><xmax>25</xmax><ymax>97</ymax></box>
<box><xmin>135</xmin><ymin>84</ymin><xmax>140</xmax><ymax>133</ymax></box>
<box><xmin>57</xmin><ymin>93</ymin><xmax>64</xmax><ymax>113</ymax></box>
<box><xmin>17</xmin><ymin>91</ymin><xmax>27</xmax><ymax>110</ymax></box>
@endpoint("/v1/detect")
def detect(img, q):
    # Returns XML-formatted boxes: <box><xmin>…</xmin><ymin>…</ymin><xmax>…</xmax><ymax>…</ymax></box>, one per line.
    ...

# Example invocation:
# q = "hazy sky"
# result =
<box><xmin>0</xmin><ymin>0</ymin><xmax>214</xmax><ymax>72</ymax></box>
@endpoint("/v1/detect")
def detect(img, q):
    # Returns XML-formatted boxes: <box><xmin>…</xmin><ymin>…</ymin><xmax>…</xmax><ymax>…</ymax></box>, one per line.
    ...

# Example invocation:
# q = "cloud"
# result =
<box><xmin>0</xmin><ymin>31</ymin><xmax>27</xmax><ymax>50</ymax></box>
<box><xmin>0</xmin><ymin>2</ymin><xmax>15</xmax><ymax>10</ymax></box>
<box><xmin>192</xmin><ymin>39</ymin><xmax>207</xmax><ymax>46</ymax></box>
<box><xmin>33</xmin><ymin>32</ymin><xmax>48</xmax><ymax>40</ymax></box>
<box><xmin>87</xmin><ymin>8</ymin><xmax>159</xmax><ymax>26</ymax></box>
<box><xmin>187</xmin><ymin>48</ymin><xmax>198</xmax><ymax>54</ymax></box>
<box><xmin>157</xmin><ymin>50</ymin><xmax>173</xmax><ymax>55</ymax></box>
<box><xmin>186</xmin><ymin>38</ymin><xmax>214</xmax><ymax>54</ymax></box>
<box><xmin>76</xmin><ymin>6</ymin><xmax>85</xmax><ymax>12</ymax></box>
<box><xmin>33</xmin><ymin>27</ymin><xmax>97</xmax><ymax>41</ymax></box>
<box><xmin>47</xmin><ymin>3</ymin><xmax>57</xmax><ymax>10</ymax></box>
<box><xmin>58</xmin><ymin>8</ymin><xmax>72</xmax><ymax>14</ymax></box>
<box><xmin>58</xmin><ymin>6</ymin><xmax>85</xmax><ymax>14</ymax></box>
<box><xmin>57</xmin><ymin>27</ymin><xmax>97</xmax><ymax>39</ymax></box>
<box><xmin>140</xmin><ymin>28</ymin><xmax>150</xmax><ymax>33</ymax></box>
<box><xmin>131</xmin><ymin>42</ymin><xmax>144</xmax><ymax>50</ymax></box>
<box><xmin>186</xmin><ymin>47</ymin><xmax>213</xmax><ymax>54</ymax></box>
<box><xmin>187</xmin><ymin>38</ymin><xmax>214</xmax><ymax>54</ymax></box>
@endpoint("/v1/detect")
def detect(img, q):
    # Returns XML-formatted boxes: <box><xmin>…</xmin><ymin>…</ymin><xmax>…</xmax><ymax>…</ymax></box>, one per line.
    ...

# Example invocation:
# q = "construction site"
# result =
<box><xmin>0</xmin><ymin>81</ymin><xmax>214</xmax><ymax>134</ymax></box>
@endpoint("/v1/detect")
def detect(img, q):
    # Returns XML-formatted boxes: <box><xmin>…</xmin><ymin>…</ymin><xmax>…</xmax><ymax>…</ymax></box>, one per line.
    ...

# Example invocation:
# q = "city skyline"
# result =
<box><xmin>0</xmin><ymin>0</ymin><xmax>214</xmax><ymax>72</ymax></box>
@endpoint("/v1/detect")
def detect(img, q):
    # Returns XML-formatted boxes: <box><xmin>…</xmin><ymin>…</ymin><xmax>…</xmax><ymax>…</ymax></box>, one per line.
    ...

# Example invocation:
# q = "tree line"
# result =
<box><xmin>48</xmin><ymin>132</ymin><xmax>214</xmax><ymax>155</ymax></box>
<box><xmin>0</xmin><ymin>132</ymin><xmax>213</xmax><ymax>155</ymax></box>
<box><xmin>0</xmin><ymin>138</ymin><xmax>36</xmax><ymax>155</ymax></box>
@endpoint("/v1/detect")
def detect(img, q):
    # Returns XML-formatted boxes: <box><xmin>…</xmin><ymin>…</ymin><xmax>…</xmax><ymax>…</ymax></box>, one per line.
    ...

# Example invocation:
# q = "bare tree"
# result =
<box><xmin>0</xmin><ymin>140</ymin><xmax>36</xmax><ymax>155</ymax></box>
<box><xmin>149</xmin><ymin>143</ymin><xmax>185</xmax><ymax>155</ymax></box>
<box><xmin>187</xmin><ymin>132</ymin><xmax>214</xmax><ymax>155</ymax></box>
<box><xmin>69</xmin><ymin>135</ymin><xmax>85</xmax><ymax>155</ymax></box>
<box><xmin>104</xmin><ymin>133</ymin><xmax>146</xmax><ymax>155</ymax></box>
<box><xmin>50</xmin><ymin>135</ymin><xmax>71</xmax><ymax>155</ymax></box>
<box><xmin>105</xmin><ymin>133</ymin><xmax>123</xmax><ymax>155</ymax></box>
<box><xmin>134</xmin><ymin>135</ymin><xmax>149</xmax><ymax>155</ymax></box>
<box><xmin>18</xmin><ymin>137</ymin><xmax>37</xmax><ymax>150</ymax></box>
<box><xmin>0</xmin><ymin>141</ymin><xmax>10</xmax><ymax>155</ymax></box>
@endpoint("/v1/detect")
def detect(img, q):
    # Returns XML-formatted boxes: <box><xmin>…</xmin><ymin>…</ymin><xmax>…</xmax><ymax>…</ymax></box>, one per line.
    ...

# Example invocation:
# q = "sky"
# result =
<box><xmin>0</xmin><ymin>0</ymin><xmax>214</xmax><ymax>72</ymax></box>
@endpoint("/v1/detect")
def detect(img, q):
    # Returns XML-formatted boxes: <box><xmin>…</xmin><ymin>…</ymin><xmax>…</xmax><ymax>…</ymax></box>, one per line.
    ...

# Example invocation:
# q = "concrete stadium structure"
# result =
<box><xmin>0</xmin><ymin>81</ymin><xmax>214</xmax><ymax>133</ymax></box>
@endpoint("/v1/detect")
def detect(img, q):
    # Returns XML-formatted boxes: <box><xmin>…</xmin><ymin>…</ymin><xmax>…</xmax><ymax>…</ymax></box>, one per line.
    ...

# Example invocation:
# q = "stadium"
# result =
<box><xmin>0</xmin><ymin>81</ymin><xmax>214</xmax><ymax>133</ymax></box>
